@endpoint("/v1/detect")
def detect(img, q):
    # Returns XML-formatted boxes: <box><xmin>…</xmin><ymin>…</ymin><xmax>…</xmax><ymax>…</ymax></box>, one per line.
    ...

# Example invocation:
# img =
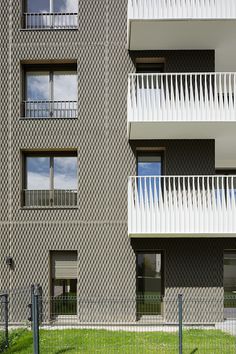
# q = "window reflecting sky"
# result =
<box><xmin>138</xmin><ymin>155</ymin><xmax>162</xmax><ymax>176</ymax></box>
<box><xmin>54</xmin><ymin>157</ymin><xmax>77</xmax><ymax>189</ymax></box>
<box><xmin>27</xmin><ymin>157</ymin><xmax>50</xmax><ymax>189</ymax></box>
<box><xmin>26</xmin><ymin>71</ymin><xmax>77</xmax><ymax>101</ymax></box>
<box><xmin>27</xmin><ymin>0</ymin><xmax>49</xmax><ymax>13</ymax></box>
<box><xmin>53</xmin><ymin>72</ymin><xmax>77</xmax><ymax>101</ymax></box>
<box><xmin>54</xmin><ymin>0</ymin><xmax>78</xmax><ymax>12</ymax></box>
<box><xmin>26</xmin><ymin>156</ymin><xmax>77</xmax><ymax>190</ymax></box>
<box><xmin>27</xmin><ymin>0</ymin><xmax>77</xmax><ymax>13</ymax></box>
<box><xmin>26</xmin><ymin>73</ymin><xmax>50</xmax><ymax>101</ymax></box>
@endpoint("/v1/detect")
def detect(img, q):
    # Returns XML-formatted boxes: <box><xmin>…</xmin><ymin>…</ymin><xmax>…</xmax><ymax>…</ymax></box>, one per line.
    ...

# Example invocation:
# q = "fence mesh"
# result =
<box><xmin>1</xmin><ymin>289</ymin><xmax>236</xmax><ymax>353</ymax></box>
<box><xmin>0</xmin><ymin>287</ymin><xmax>33</xmax><ymax>353</ymax></box>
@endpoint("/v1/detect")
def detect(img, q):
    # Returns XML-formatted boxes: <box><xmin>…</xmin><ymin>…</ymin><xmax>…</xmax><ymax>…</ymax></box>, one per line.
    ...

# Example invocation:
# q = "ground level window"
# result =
<box><xmin>136</xmin><ymin>252</ymin><xmax>164</xmax><ymax>317</ymax></box>
<box><xmin>224</xmin><ymin>251</ymin><xmax>236</xmax><ymax>318</ymax></box>
<box><xmin>51</xmin><ymin>251</ymin><xmax>77</xmax><ymax>316</ymax></box>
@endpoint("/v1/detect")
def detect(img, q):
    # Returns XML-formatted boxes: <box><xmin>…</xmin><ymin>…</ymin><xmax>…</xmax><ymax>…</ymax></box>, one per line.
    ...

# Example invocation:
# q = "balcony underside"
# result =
<box><xmin>129</xmin><ymin>232</ymin><xmax>236</xmax><ymax>238</ymax></box>
<box><xmin>128</xmin><ymin>121</ymin><xmax>236</xmax><ymax>168</ymax></box>
<box><xmin>128</xmin><ymin>20</ymin><xmax>236</xmax><ymax>71</ymax></box>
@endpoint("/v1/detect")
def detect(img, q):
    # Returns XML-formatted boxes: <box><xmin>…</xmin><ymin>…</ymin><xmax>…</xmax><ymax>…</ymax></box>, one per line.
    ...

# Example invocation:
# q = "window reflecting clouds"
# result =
<box><xmin>26</xmin><ymin>72</ymin><xmax>50</xmax><ymax>101</ymax></box>
<box><xmin>54</xmin><ymin>0</ymin><xmax>78</xmax><ymax>12</ymax></box>
<box><xmin>27</xmin><ymin>157</ymin><xmax>50</xmax><ymax>190</ymax></box>
<box><xmin>26</xmin><ymin>0</ymin><xmax>77</xmax><ymax>13</ymax></box>
<box><xmin>54</xmin><ymin>157</ymin><xmax>77</xmax><ymax>189</ymax></box>
<box><xmin>26</xmin><ymin>70</ymin><xmax>77</xmax><ymax>102</ymax></box>
<box><xmin>53</xmin><ymin>72</ymin><xmax>77</xmax><ymax>101</ymax></box>
<box><xmin>26</xmin><ymin>155</ymin><xmax>77</xmax><ymax>190</ymax></box>
<box><xmin>26</xmin><ymin>0</ymin><xmax>50</xmax><ymax>13</ymax></box>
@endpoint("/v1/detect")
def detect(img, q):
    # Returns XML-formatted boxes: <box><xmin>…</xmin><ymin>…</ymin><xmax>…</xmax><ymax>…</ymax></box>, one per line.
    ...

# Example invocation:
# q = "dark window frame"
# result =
<box><xmin>23</xmin><ymin>0</ymin><xmax>78</xmax><ymax>14</ymax></box>
<box><xmin>136</xmin><ymin>250</ymin><xmax>165</xmax><ymax>297</ymax></box>
<box><xmin>23</xmin><ymin>64</ymin><xmax>77</xmax><ymax>103</ymax></box>
<box><xmin>23</xmin><ymin>150</ymin><xmax>77</xmax><ymax>190</ymax></box>
<box><xmin>135</xmin><ymin>250</ymin><xmax>165</xmax><ymax>319</ymax></box>
<box><xmin>136</xmin><ymin>150</ymin><xmax>165</xmax><ymax>176</ymax></box>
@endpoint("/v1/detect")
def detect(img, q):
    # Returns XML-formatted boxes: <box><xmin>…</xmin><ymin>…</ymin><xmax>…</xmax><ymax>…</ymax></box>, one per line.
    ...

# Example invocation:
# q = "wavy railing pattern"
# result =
<box><xmin>128</xmin><ymin>176</ymin><xmax>236</xmax><ymax>234</ymax></box>
<box><xmin>128</xmin><ymin>0</ymin><xmax>236</xmax><ymax>20</ymax></box>
<box><xmin>128</xmin><ymin>73</ymin><xmax>236</xmax><ymax>122</ymax></box>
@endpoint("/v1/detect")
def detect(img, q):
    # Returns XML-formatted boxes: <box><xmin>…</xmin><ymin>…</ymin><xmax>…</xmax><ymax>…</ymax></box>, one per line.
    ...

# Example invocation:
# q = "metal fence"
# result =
<box><xmin>0</xmin><ymin>287</ymin><xmax>33</xmax><ymax>353</ymax></box>
<box><xmin>23</xmin><ymin>13</ymin><xmax>78</xmax><ymax>30</ymax></box>
<box><xmin>23</xmin><ymin>100</ymin><xmax>78</xmax><ymax>119</ymax></box>
<box><xmin>0</xmin><ymin>294</ymin><xmax>8</xmax><ymax>352</ymax></box>
<box><xmin>22</xmin><ymin>189</ymin><xmax>78</xmax><ymax>208</ymax></box>
<box><xmin>1</xmin><ymin>286</ymin><xmax>236</xmax><ymax>353</ymax></box>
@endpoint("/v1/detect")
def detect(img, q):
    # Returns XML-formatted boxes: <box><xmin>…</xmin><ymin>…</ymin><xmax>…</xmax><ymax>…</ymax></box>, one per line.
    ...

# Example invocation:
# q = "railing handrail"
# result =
<box><xmin>23</xmin><ymin>189</ymin><xmax>77</xmax><ymax>191</ymax></box>
<box><xmin>129</xmin><ymin>72</ymin><xmax>236</xmax><ymax>77</ymax></box>
<box><xmin>24</xmin><ymin>12</ymin><xmax>78</xmax><ymax>15</ymax></box>
<box><xmin>128</xmin><ymin>0</ymin><xmax>236</xmax><ymax>20</ymax></box>
<box><xmin>23</xmin><ymin>100</ymin><xmax>77</xmax><ymax>103</ymax></box>
<box><xmin>129</xmin><ymin>175</ymin><xmax>236</xmax><ymax>179</ymax></box>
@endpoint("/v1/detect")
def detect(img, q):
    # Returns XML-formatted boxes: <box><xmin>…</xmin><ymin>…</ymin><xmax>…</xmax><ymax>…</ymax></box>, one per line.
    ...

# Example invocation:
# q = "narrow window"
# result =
<box><xmin>51</xmin><ymin>251</ymin><xmax>78</xmax><ymax>317</ymax></box>
<box><xmin>224</xmin><ymin>251</ymin><xmax>236</xmax><ymax>319</ymax></box>
<box><xmin>23</xmin><ymin>152</ymin><xmax>77</xmax><ymax>208</ymax></box>
<box><xmin>137</xmin><ymin>152</ymin><xmax>163</xmax><ymax>202</ymax></box>
<box><xmin>136</xmin><ymin>252</ymin><xmax>164</xmax><ymax>318</ymax></box>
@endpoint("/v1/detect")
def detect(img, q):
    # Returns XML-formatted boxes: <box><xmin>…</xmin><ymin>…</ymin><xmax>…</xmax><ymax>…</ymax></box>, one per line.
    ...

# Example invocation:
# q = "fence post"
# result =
<box><xmin>178</xmin><ymin>294</ymin><xmax>183</xmax><ymax>354</ymax></box>
<box><xmin>1</xmin><ymin>294</ymin><xmax>9</xmax><ymax>349</ymax></box>
<box><xmin>32</xmin><ymin>285</ymin><xmax>40</xmax><ymax>354</ymax></box>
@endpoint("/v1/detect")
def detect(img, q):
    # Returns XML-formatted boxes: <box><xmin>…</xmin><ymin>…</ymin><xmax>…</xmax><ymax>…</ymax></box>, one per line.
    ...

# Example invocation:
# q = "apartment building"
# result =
<box><xmin>1</xmin><ymin>0</ymin><xmax>236</xmax><ymax>323</ymax></box>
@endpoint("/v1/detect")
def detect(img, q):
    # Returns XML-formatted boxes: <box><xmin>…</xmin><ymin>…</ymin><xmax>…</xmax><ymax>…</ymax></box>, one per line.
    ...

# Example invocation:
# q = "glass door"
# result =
<box><xmin>224</xmin><ymin>252</ymin><xmax>236</xmax><ymax>318</ymax></box>
<box><xmin>136</xmin><ymin>252</ymin><xmax>164</xmax><ymax>317</ymax></box>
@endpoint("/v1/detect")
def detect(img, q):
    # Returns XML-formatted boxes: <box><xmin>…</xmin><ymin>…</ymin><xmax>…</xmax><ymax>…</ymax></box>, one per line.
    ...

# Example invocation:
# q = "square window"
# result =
<box><xmin>23</xmin><ymin>152</ymin><xmax>78</xmax><ymax>208</ymax></box>
<box><xmin>23</xmin><ymin>66</ymin><xmax>77</xmax><ymax>119</ymax></box>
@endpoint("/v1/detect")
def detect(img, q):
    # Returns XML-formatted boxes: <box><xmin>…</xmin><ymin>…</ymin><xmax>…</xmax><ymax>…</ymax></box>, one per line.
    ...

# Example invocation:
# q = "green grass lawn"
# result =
<box><xmin>2</xmin><ymin>328</ymin><xmax>236</xmax><ymax>354</ymax></box>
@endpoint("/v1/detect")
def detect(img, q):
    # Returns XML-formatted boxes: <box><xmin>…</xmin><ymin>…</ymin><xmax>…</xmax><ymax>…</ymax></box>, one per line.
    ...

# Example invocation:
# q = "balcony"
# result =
<box><xmin>128</xmin><ymin>72</ymin><xmax>236</xmax><ymax>167</ymax></box>
<box><xmin>128</xmin><ymin>175</ymin><xmax>236</xmax><ymax>237</ymax></box>
<box><xmin>127</xmin><ymin>0</ymin><xmax>236</xmax><ymax>58</ymax></box>
<box><xmin>23</xmin><ymin>13</ymin><xmax>78</xmax><ymax>30</ymax></box>
<box><xmin>22</xmin><ymin>190</ymin><xmax>77</xmax><ymax>208</ymax></box>
<box><xmin>23</xmin><ymin>101</ymin><xmax>78</xmax><ymax>119</ymax></box>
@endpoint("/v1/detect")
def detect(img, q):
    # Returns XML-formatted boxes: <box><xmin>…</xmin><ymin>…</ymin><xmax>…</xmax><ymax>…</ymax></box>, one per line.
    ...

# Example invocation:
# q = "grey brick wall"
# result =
<box><xmin>0</xmin><ymin>0</ymin><xmax>234</xmax><ymax>323</ymax></box>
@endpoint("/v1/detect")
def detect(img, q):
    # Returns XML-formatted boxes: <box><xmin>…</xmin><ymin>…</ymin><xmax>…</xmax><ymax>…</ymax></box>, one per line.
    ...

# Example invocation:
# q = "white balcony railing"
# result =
<box><xmin>128</xmin><ymin>73</ymin><xmax>236</xmax><ymax>122</ymax></box>
<box><xmin>23</xmin><ymin>13</ymin><xmax>78</xmax><ymax>30</ymax></box>
<box><xmin>23</xmin><ymin>101</ymin><xmax>77</xmax><ymax>119</ymax></box>
<box><xmin>128</xmin><ymin>0</ymin><xmax>236</xmax><ymax>20</ymax></box>
<box><xmin>23</xmin><ymin>190</ymin><xmax>77</xmax><ymax>208</ymax></box>
<box><xmin>128</xmin><ymin>176</ymin><xmax>236</xmax><ymax>235</ymax></box>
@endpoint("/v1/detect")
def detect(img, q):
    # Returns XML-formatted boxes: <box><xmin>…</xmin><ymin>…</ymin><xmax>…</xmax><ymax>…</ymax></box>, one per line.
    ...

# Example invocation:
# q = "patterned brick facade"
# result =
<box><xmin>0</xmin><ymin>0</ymin><xmax>235</xmax><ymax>322</ymax></box>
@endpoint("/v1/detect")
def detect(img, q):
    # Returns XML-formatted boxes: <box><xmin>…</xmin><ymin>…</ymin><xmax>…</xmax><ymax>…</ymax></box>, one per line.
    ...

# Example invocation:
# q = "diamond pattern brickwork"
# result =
<box><xmin>0</xmin><ymin>0</ymin><xmax>235</xmax><ymax>323</ymax></box>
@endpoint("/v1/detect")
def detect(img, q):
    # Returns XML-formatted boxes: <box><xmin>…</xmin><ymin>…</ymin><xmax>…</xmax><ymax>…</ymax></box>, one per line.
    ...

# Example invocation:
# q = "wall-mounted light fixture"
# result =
<box><xmin>6</xmin><ymin>257</ymin><xmax>13</xmax><ymax>268</ymax></box>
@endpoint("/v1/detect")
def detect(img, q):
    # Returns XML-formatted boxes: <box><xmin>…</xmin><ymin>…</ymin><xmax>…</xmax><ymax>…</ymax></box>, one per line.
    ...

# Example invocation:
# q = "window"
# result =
<box><xmin>23</xmin><ymin>66</ymin><xmax>77</xmax><ymax>119</ymax></box>
<box><xmin>22</xmin><ymin>152</ymin><xmax>77</xmax><ymax>208</ymax></box>
<box><xmin>23</xmin><ymin>0</ymin><xmax>78</xmax><ymax>30</ymax></box>
<box><xmin>51</xmin><ymin>251</ymin><xmax>77</xmax><ymax>317</ymax></box>
<box><xmin>224</xmin><ymin>252</ymin><xmax>236</xmax><ymax>318</ymax></box>
<box><xmin>137</xmin><ymin>152</ymin><xmax>163</xmax><ymax>202</ymax></box>
<box><xmin>136</xmin><ymin>252</ymin><xmax>164</xmax><ymax>317</ymax></box>
<box><xmin>137</xmin><ymin>152</ymin><xmax>163</xmax><ymax>176</ymax></box>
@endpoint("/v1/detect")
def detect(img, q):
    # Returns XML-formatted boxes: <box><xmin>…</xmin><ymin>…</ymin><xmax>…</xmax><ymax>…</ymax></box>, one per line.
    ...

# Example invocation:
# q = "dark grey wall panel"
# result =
<box><xmin>130</xmin><ymin>140</ymin><xmax>215</xmax><ymax>176</ymax></box>
<box><xmin>0</xmin><ymin>0</ymin><xmax>234</xmax><ymax>324</ymax></box>
<box><xmin>129</xmin><ymin>50</ymin><xmax>215</xmax><ymax>73</ymax></box>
